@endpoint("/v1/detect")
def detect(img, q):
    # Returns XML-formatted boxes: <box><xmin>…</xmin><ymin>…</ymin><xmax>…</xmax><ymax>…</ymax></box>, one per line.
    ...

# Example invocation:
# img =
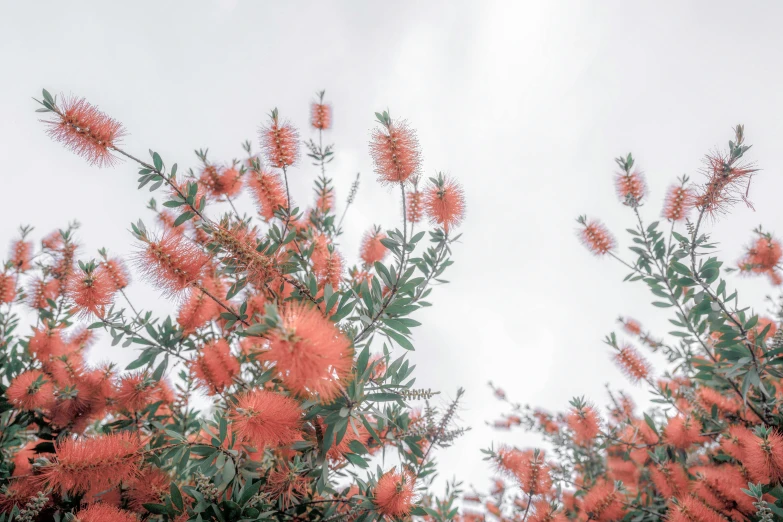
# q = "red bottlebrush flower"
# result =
<box><xmin>10</xmin><ymin>240</ymin><xmax>32</xmax><ymax>271</ymax></box>
<box><xmin>370</xmin><ymin>118</ymin><xmax>421</xmax><ymax>185</ymax></box>
<box><xmin>615</xmin><ymin>170</ymin><xmax>647</xmax><ymax>204</ymax></box>
<box><xmin>311</xmin><ymin>102</ymin><xmax>332</xmax><ymax>130</ymax></box>
<box><xmin>190</xmin><ymin>339</ymin><xmax>240</xmax><ymax>395</ymax></box>
<box><xmin>749</xmin><ymin>236</ymin><xmax>782</xmax><ymax>271</ymax></box>
<box><xmin>41</xmin><ymin>230</ymin><xmax>64</xmax><ymax>250</ymax></box>
<box><xmin>177</xmin><ymin>285</ymin><xmax>220</xmax><ymax>334</ymax></box>
<box><xmin>613</xmin><ymin>344</ymin><xmax>651</xmax><ymax>384</ymax></box>
<box><xmin>606</xmin><ymin>456</ymin><xmax>639</xmax><ymax>487</ymax></box>
<box><xmin>579</xmin><ymin>219</ymin><xmax>615</xmax><ymax>256</ymax></box>
<box><xmin>265</xmin><ymin>303</ymin><xmax>353</xmax><ymax>402</ymax></box>
<box><xmin>360</xmin><ymin>228</ymin><xmax>388</xmax><ymax>266</ymax></box>
<box><xmin>199</xmin><ymin>164</ymin><xmax>242</xmax><ymax>199</ymax></box>
<box><xmin>533</xmin><ymin>410</ymin><xmax>559</xmax><ymax>434</ymax></box>
<box><xmin>741</xmin><ymin>429</ymin><xmax>783</xmax><ymax>484</ymax></box>
<box><xmin>374</xmin><ymin>469</ymin><xmax>415</xmax><ymax>518</ymax></box>
<box><xmin>648</xmin><ymin>461</ymin><xmax>688</xmax><ymax>500</ymax></box>
<box><xmin>697</xmin><ymin>387</ymin><xmax>739</xmax><ymax>415</ymax></box>
<box><xmin>266</xmin><ymin>462</ymin><xmax>310</xmax><ymax>508</ymax></box>
<box><xmin>102</xmin><ymin>258</ymin><xmax>130</xmax><ymax>291</ymax></box>
<box><xmin>325</xmin><ymin>419</ymin><xmax>370</xmax><ymax>461</ymax></box>
<box><xmin>6</xmin><ymin>370</ymin><xmax>55</xmax><ymax>410</ymax></box>
<box><xmin>621</xmin><ymin>317</ymin><xmax>642</xmax><ymax>336</ymax></box>
<box><xmin>29</xmin><ymin>327</ymin><xmax>67</xmax><ymax>361</ymax></box>
<box><xmin>566</xmin><ymin>404</ymin><xmax>600</xmax><ymax>446</ymax></box>
<box><xmin>406</xmin><ymin>189</ymin><xmax>424</xmax><ymax>224</ymax></box>
<box><xmin>529</xmin><ymin>499</ymin><xmax>567</xmax><ymax>522</ymax></box>
<box><xmin>312</xmin><ymin>249</ymin><xmax>343</xmax><ymax>290</ymax></box>
<box><xmin>696</xmin><ymin>128</ymin><xmax>757</xmax><ymax>215</ymax></box>
<box><xmin>211</xmin><ymin>224</ymin><xmax>277</xmax><ymax>288</ymax></box>
<box><xmin>125</xmin><ymin>467</ymin><xmax>170</xmax><ymax>512</ymax></box>
<box><xmin>116</xmin><ymin>372</ymin><xmax>159</xmax><ymax>413</ymax></box>
<box><xmin>497</xmin><ymin>448</ymin><xmax>552</xmax><ymax>496</ymax></box>
<box><xmin>43</xmin><ymin>95</ymin><xmax>126</xmax><ymax>168</ymax></box>
<box><xmin>27</xmin><ymin>277</ymin><xmax>58</xmax><ymax>309</ymax></box>
<box><xmin>424</xmin><ymin>174</ymin><xmax>465</xmax><ymax>232</ymax></box>
<box><xmin>0</xmin><ymin>273</ymin><xmax>16</xmax><ymax>304</ymax></box>
<box><xmin>691</xmin><ymin>464</ymin><xmax>756</xmax><ymax>516</ymax></box>
<box><xmin>73</xmin><ymin>504</ymin><xmax>138</xmax><ymax>522</ymax></box>
<box><xmin>247</xmin><ymin>169</ymin><xmax>288</xmax><ymax>220</ymax></box>
<box><xmin>663</xmin><ymin>415</ymin><xmax>704</xmax><ymax>450</ymax></box>
<box><xmin>663</xmin><ymin>185</ymin><xmax>695</xmax><ymax>222</ymax></box>
<box><xmin>720</xmin><ymin>425</ymin><xmax>754</xmax><ymax>461</ymax></box>
<box><xmin>229</xmin><ymin>389</ymin><xmax>302</xmax><ymax>450</ymax></box>
<box><xmin>37</xmin><ymin>432</ymin><xmax>142</xmax><ymax>494</ymax></box>
<box><xmin>666</xmin><ymin>495</ymin><xmax>728</xmax><ymax>522</ymax></box>
<box><xmin>65</xmin><ymin>265</ymin><xmax>116</xmax><ymax>317</ymax></box>
<box><xmin>581</xmin><ymin>480</ymin><xmax>625</xmax><ymax>522</ymax></box>
<box><xmin>137</xmin><ymin>232</ymin><xmax>209</xmax><ymax>296</ymax></box>
<box><xmin>259</xmin><ymin>112</ymin><xmax>300</xmax><ymax>168</ymax></box>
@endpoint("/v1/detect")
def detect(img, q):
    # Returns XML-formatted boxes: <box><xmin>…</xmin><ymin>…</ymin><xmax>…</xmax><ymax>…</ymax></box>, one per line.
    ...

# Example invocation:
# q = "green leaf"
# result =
<box><xmin>153</xmin><ymin>152</ymin><xmax>163</xmax><ymax>171</ymax></box>
<box><xmin>384</xmin><ymin>328</ymin><xmax>414</xmax><ymax>350</ymax></box>
<box><xmin>173</xmin><ymin>211</ymin><xmax>194</xmax><ymax>227</ymax></box>
<box><xmin>170</xmin><ymin>482</ymin><xmax>184</xmax><ymax>511</ymax></box>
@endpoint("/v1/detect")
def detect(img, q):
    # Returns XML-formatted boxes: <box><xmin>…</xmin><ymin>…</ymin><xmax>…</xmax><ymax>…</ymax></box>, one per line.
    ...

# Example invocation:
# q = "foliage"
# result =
<box><xmin>0</xmin><ymin>89</ymin><xmax>467</xmax><ymax>521</ymax></box>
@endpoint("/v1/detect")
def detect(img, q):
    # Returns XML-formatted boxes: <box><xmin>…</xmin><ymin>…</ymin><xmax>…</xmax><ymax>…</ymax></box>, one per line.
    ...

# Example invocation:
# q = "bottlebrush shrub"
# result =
<box><xmin>0</xmin><ymin>89</ymin><xmax>468</xmax><ymax>521</ymax></box>
<box><xmin>469</xmin><ymin>126</ymin><xmax>783</xmax><ymax>521</ymax></box>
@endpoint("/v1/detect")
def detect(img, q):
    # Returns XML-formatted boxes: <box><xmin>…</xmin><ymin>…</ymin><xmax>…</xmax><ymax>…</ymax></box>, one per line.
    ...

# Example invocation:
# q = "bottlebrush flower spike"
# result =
<box><xmin>741</xmin><ymin>428</ymin><xmax>783</xmax><ymax>484</ymax></box>
<box><xmin>360</xmin><ymin>227</ymin><xmax>388</xmax><ymax>266</ymax></box>
<box><xmin>265</xmin><ymin>303</ymin><xmax>353</xmax><ymax>402</ymax></box>
<box><xmin>72</xmin><ymin>503</ymin><xmax>138</xmax><ymax>522</ymax></box>
<box><xmin>0</xmin><ymin>272</ymin><xmax>16</xmax><ymax>304</ymax></box>
<box><xmin>648</xmin><ymin>460</ymin><xmax>688</xmax><ymax>499</ymax></box>
<box><xmin>664</xmin><ymin>415</ymin><xmax>705</xmax><ymax>450</ymax></box>
<box><xmin>406</xmin><ymin>188</ymin><xmax>424</xmax><ymax>223</ymax></box>
<box><xmin>229</xmin><ymin>389</ymin><xmax>302</xmax><ymax>449</ymax></box>
<box><xmin>247</xmin><ymin>168</ymin><xmax>288</xmax><ymax>220</ymax></box>
<box><xmin>116</xmin><ymin>372</ymin><xmax>158</xmax><ymax>412</ymax></box>
<box><xmin>424</xmin><ymin>173</ymin><xmax>466</xmax><ymax>232</ymax></box>
<box><xmin>199</xmin><ymin>163</ymin><xmax>242</xmax><ymax>199</ymax></box>
<box><xmin>312</xmin><ymin>249</ymin><xmax>343</xmax><ymax>290</ymax></box>
<box><xmin>696</xmin><ymin>125</ymin><xmax>757</xmax><ymax>215</ymax></box>
<box><xmin>65</xmin><ymin>263</ymin><xmax>115</xmax><ymax>317</ymax></box>
<box><xmin>620</xmin><ymin>317</ymin><xmax>642</xmax><ymax>335</ymax></box>
<box><xmin>190</xmin><ymin>339</ymin><xmax>240</xmax><ymax>395</ymax></box>
<box><xmin>177</xmin><ymin>283</ymin><xmax>220</xmax><ymax>334</ymax></box>
<box><xmin>369</xmin><ymin>112</ymin><xmax>422</xmax><ymax>184</ymax></box>
<box><xmin>613</xmin><ymin>343</ymin><xmax>651</xmax><ymax>384</ymax></box>
<box><xmin>497</xmin><ymin>448</ymin><xmax>552</xmax><ymax>496</ymax></box>
<box><xmin>578</xmin><ymin>217</ymin><xmax>615</xmax><ymax>256</ymax></box>
<box><xmin>136</xmin><ymin>232</ymin><xmax>209</xmax><ymax>296</ymax></box>
<box><xmin>36</xmin><ymin>432</ymin><xmax>142</xmax><ymax>494</ymax></box>
<box><xmin>373</xmin><ymin>469</ymin><xmax>415</xmax><ymax>518</ymax></box>
<box><xmin>663</xmin><ymin>184</ymin><xmax>695</xmax><ymax>221</ymax></box>
<box><xmin>581</xmin><ymin>480</ymin><xmax>626</xmax><ymax>522</ymax></box>
<box><xmin>125</xmin><ymin>467</ymin><xmax>170</xmax><ymax>512</ymax></box>
<box><xmin>101</xmin><ymin>258</ymin><xmax>130</xmax><ymax>291</ymax></box>
<box><xmin>259</xmin><ymin>109</ymin><xmax>300</xmax><ymax>168</ymax></box>
<box><xmin>665</xmin><ymin>496</ymin><xmax>723</xmax><ymax>522</ymax></box>
<box><xmin>311</xmin><ymin>92</ymin><xmax>332</xmax><ymax>130</ymax></box>
<box><xmin>10</xmin><ymin>239</ymin><xmax>32</xmax><ymax>271</ymax></box>
<box><xmin>6</xmin><ymin>370</ymin><xmax>55</xmax><ymax>410</ymax></box>
<box><xmin>529</xmin><ymin>499</ymin><xmax>567</xmax><ymax>522</ymax></box>
<box><xmin>40</xmin><ymin>93</ymin><xmax>126</xmax><ymax>167</ymax></box>
<box><xmin>266</xmin><ymin>462</ymin><xmax>310</xmax><ymax>508</ymax></box>
<box><xmin>211</xmin><ymin>222</ymin><xmax>277</xmax><ymax>287</ymax></box>
<box><xmin>566</xmin><ymin>400</ymin><xmax>600</xmax><ymax>446</ymax></box>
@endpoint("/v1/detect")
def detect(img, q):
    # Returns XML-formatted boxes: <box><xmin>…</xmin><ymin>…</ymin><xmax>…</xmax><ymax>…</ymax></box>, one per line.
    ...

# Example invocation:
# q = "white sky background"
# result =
<box><xmin>3</xmin><ymin>0</ymin><xmax>783</xmax><ymax>496</ymax></box>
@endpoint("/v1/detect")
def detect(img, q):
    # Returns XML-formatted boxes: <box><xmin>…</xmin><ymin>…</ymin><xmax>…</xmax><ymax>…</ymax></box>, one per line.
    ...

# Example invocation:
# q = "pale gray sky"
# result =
<box><xmin>3</xmin><ymin>1</ymin><xmax>783</xmax><ymax>495</ymax></box>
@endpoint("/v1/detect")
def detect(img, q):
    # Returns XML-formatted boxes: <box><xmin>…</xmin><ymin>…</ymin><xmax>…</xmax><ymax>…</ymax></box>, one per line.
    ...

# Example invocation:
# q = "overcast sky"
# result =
<box><xmin>3</xmin><ymin>1</ymin><xmax>783</xmax><ymax>495</ymax></box>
